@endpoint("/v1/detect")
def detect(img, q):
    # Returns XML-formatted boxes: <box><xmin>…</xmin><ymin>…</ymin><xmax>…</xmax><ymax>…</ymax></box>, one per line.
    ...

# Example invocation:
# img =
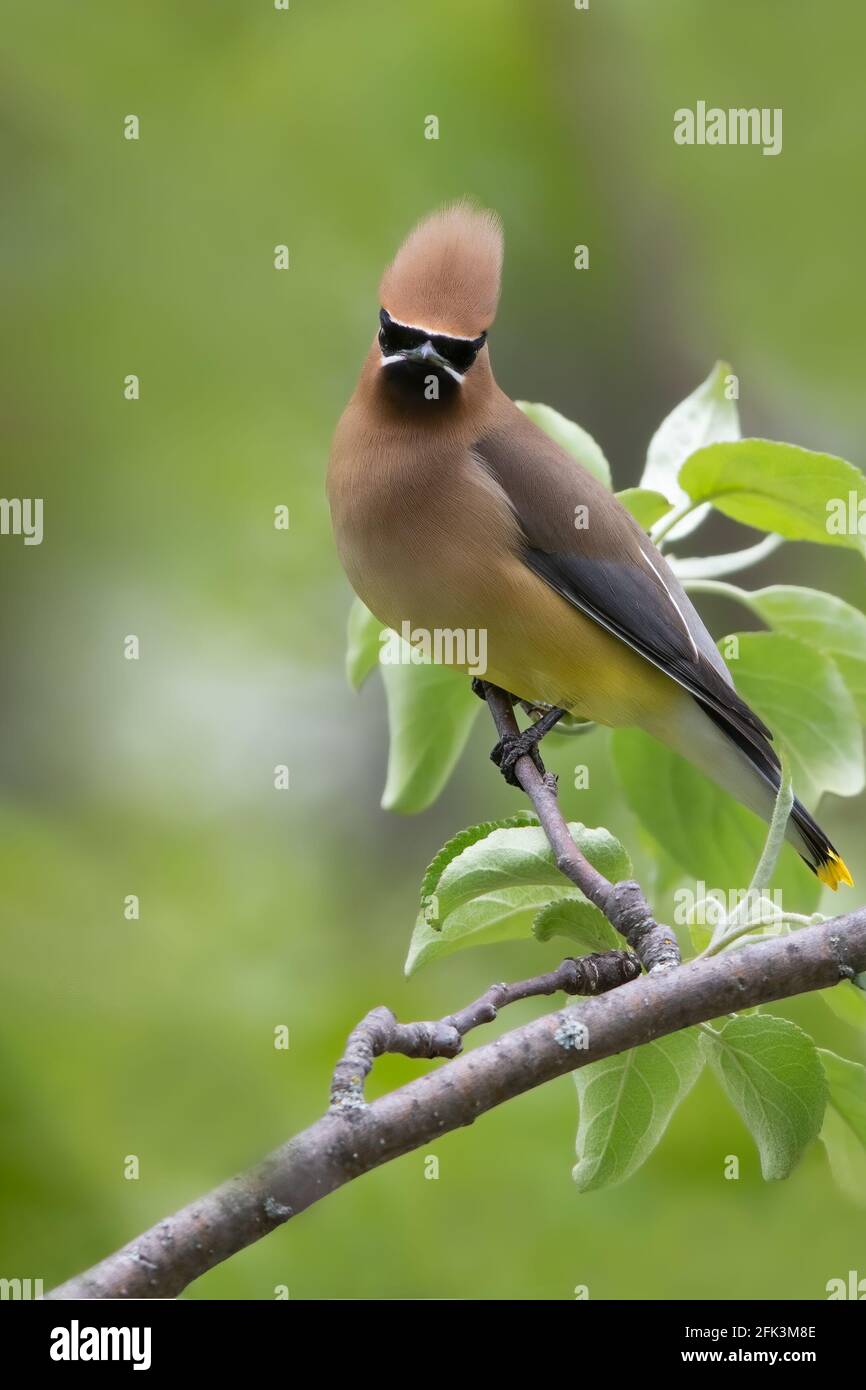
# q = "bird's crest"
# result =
<box><xmin>379</xmin><ymin>202</ymin><xmax>503</xmax><ymax>340</ymax></box>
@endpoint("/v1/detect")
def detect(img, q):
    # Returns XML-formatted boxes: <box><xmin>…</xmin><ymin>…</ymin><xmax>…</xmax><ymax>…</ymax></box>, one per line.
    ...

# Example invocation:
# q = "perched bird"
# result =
<box><xmin>327</xmin><ymin>203</ymin><xmax>852</xmax><ymax>889</ymax></box>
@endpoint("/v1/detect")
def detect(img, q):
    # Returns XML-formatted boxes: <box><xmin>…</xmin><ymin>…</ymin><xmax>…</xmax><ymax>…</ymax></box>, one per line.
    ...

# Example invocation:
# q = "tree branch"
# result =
<box><xmin>46</xmin><ymin>909</ymin><xmax>866</xmax><ymax>1300</ymax></box>
<box><xmin>481</xmin><ymin>682</ymin><xmax>681</xmax><ymax>972</ymax></box>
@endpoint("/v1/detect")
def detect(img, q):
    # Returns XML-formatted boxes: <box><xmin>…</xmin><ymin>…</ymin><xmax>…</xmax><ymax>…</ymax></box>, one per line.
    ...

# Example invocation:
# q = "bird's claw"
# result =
<box><xmin>490</xmin><ymin>730</ymin><xmax>547</xmax><ymax>786</ymax></box>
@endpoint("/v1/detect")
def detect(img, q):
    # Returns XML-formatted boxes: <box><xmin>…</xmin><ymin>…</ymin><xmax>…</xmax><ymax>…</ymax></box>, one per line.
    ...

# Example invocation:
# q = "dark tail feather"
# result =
<box><xmin>696</xmin><ymin>696</ymin><xmax>853</xmax><ymax>889</ymax></box>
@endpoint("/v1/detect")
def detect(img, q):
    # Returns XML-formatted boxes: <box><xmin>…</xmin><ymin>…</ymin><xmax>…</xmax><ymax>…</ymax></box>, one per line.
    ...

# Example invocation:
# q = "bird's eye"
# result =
<box><xmin>431</xmin><ymin>331</ymin><xmax>487</xmax><ymax>374</ymax></box>
<box><xmin>378</xmin><ymin>307</ymin><xmax>425</xmax><ymax>357</ymax></box>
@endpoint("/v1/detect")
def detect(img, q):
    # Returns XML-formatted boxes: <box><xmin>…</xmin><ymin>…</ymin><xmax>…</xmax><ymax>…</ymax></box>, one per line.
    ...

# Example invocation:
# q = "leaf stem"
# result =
<box><xmin>681</xmin><ymin>578</ymin><xmax>761</xmax><ymax>611</ymax></box>
<box><xmin>697</xmin><ymin>908</ymin><xmax>825</xmax><ymax>961</ymax></box>
<box><xmin>698</xmin><ymin>754</ymin><xmax>795</xmax><ymax>958</ymax></box>
<box><xmin>650</xmin><ymin>498</ymin><xmax>704</xmax><ymax>547</ymax></box>
<box><xmin>747</xmin><ymin>750</ymin><xmax>794</xmax><ymax>900</ymax></box>
<box><xmin>699</xmin><ymin>918</ymin><xmax>761</xmax><ymax>959</ymax></box>
<box><xmin>672</xmin><ymin>533</ymin><xmax>783</xmax><ymax>580</ymax></box>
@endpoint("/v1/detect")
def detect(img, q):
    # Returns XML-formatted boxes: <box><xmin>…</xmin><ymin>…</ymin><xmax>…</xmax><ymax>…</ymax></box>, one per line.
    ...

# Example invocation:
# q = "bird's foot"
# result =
<box><xmin>490</xmin><ymin>704</ymin><xmax>568</xmax><ymax>787</ymax></box>
<box><xmin>490</xmin><ymin>729</ymin><xmax>547</xmax><ymax>786</ymax></box>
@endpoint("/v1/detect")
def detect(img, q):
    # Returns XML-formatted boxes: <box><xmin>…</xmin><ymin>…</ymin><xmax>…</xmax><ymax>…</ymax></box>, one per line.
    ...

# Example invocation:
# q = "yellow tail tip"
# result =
<box><xmin>817</xmin><ymin>851</ymin><xmax>854</xmax><ymax>890</ymax></box>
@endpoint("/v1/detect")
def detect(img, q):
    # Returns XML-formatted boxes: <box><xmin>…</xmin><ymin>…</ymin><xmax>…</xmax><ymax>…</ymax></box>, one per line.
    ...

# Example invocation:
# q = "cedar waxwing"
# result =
<box><xmin>327</xmin><ymin>203</ymin><xmax>852</xmax><ymax>889</ymax></box>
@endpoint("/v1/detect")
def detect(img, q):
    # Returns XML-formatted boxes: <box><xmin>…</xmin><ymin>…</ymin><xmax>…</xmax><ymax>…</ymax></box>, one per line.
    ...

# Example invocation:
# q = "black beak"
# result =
<box><xmin>388</xmin><ymin>340</ymin><xmax>462</xmax><ymax>378</ymax></box>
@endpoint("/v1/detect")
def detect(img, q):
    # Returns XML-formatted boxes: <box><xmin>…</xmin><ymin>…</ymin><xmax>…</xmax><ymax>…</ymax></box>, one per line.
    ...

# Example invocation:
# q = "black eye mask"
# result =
<box><xmin>378</xmin><ymin>308</ymin><xmax>486</xmax><ymax>374</ymax></box>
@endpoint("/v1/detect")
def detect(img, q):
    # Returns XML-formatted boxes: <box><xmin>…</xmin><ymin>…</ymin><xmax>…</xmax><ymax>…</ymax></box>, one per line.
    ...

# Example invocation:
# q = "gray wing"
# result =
<box><xmin>474</xmin><ymin>402</ymin><xmax>775</xmax><ymax>759</ymax></box>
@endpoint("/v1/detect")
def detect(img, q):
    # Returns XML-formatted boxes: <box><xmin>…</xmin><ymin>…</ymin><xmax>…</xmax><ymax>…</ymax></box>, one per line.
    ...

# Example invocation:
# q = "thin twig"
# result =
<box><xmin>481</xmin><ymin>683</ymin><xmax>681</xmax><ymax>973</ymax></box>
<box><xmin>330</xmin><ymin>950</ymin><xmax>641</xmax><ymax>1109</ymax></box>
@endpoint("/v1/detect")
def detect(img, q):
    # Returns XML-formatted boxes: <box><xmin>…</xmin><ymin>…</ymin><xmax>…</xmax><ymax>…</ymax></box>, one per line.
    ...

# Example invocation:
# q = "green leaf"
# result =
<box><xmin>515</xmin><ymin>401</ymin><xmax>611</xmax><ymax>489</ymax></box>
<box><xmin>533</xmin><ymin>897</ymin><xmax>620</xmax><ymax>953</ymax></box>
<box><xmin>431</xmin><ymin>822</ymin><xmax>632</xmax><ymax>926</ymax></box>
<box><xmin>640</xmin><ymin>360</ymin><xmax>739</xmax><ymax>541</ymax></box>
<box><xmin>572</xmin><ymin>1030</ymin><xmax>703</xmax><ymax>1191</ymax></box>
<box><xmin>405</xmin><ymin>883</ymin><xmax>574</xmax><ymax>977</ymax></box>
<box><xmin>747</xmin><ymin>585</ymin><xmax>866</xmax><ymax>722</ymax></box>
<box><xmin>611</xmin><ymin>728</ymin><xmax>822</xmax><ymax>915</ymax></box>
<box><xmin>380</xmin><ymin>656</ymin><xmax>480</xmax><ymax>814</ymax></box>
<box><xmin>615</xmin><ymin>487</ymin><xmax>673</xmax><ymax>531</ymax></box>
<box><xmin>818</xmin><ymin>982</ymin><xmax>866</xmax><ymax>1030</ymax></box>
<box><xmin>819</xmin><ymin>1049</ymin><xmax>866</xmax><ymax>1141</ymax></box>
<box><xmin>420</xmin><ymin>812</ymin><xmax>538</xmax><ymax>906</ymax></box>
<box><xmin>701</xmin><ymin>1016</ymin><xmax>827</xmax><ymax>1180</ymax></box>
<box><xmin>819</xmin><ymin>1049</ymin><xmax>866</xmax><ymax>1206</ymax></box>
<box><xmin>406</xmin><ymin>821</ymin><xmax>632</xmax><ymax>974</ymax></box>
<box><xmin>345</xmin><ymin>598</ymin><xmax>383</xmax><ymax>691</ymax></box>
<box><xmin>679</xmin><ymin>440</ymin><xmax>866</xmax><ymax>551</ymax></box>
<box><xmin>820</xmin><ymin>1106</ymin><xmax>866</xmax><ymax>1208</ymax></box>
<box><xmin>726</xmin><ymin>632</ymin><xmax>864</xmax><ymax>804</ymax></box>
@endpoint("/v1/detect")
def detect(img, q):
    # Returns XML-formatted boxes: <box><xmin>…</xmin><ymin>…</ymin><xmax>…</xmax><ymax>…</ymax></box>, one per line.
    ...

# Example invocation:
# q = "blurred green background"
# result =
<box><xmin>2</xmin><ymin>0</ymin><xmax>865</xmax><ymax>1299</ymax></box>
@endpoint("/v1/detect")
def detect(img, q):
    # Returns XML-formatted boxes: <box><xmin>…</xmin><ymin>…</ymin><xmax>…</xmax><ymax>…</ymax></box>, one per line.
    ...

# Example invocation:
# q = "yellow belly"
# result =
<box><xmin>365</xmin><ymin>544</ymin><xmax>680</xmax><ymax>730</ymax></box>
<box><xmin>476</xmin><ymin>572</ymin><xmax>679</xmax><ymax>728</ymax></box>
